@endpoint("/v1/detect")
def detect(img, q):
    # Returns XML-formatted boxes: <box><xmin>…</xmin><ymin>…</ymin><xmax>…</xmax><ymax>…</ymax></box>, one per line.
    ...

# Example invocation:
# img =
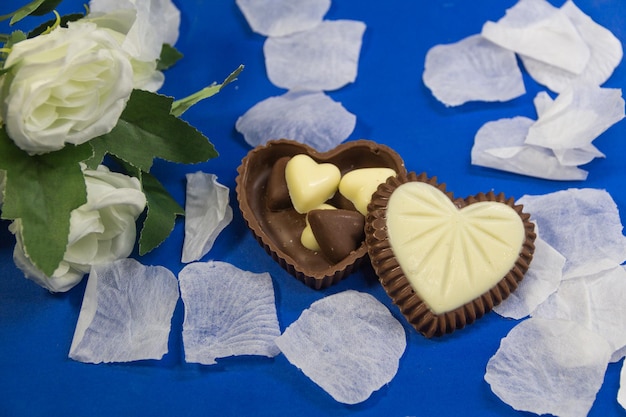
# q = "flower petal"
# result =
<box><xmin>263</xmin><ymin>20</ymin><xmax>365</xmax><ymax>91</ymax></box>
<box><xmin>182</xmin><ymin>173</ymin><xmax>233</xmax><ymax>263</ymax></box>
<box><xmin>532</xmin><ymin>265</ymin><xmax>626</xmax><ymax>362</ymax></box>
<box><xmin>471</xmin><ymin>116</ymin><xmax>588</xmax><ymax>180</ymax></box>
<box><xmin>517</xmin><ymin>188</ymin><xmax>626</xmax><ymax>280</ymax></box>
<box><xmin>493</xmin><ymin>235</ymin><xmax>565</xmax><ymax>320</ymax></box>
<box><xmin>236</xmin><ymin>0</ymin><xmax>330</xmax><ymax>37</ymax></box>
<box><xmin>179</xmin><ymin>261</ymin><xmax>281</xmax><ymax>365</ymax></box>
<box><xmin>275</xmin><ymin>290</ymin><xmax>406</xmax><ymax>404</ymax></box>
<box><xmin>524</xmin><ymin>85</ymin><xmax>625</xmax><ymax>160</ymax></box>
<box><xmin>69</xmin><ymin>258</ymin><xmax>179</xmax><ymax>363</ymax></box>
<box><xmin>485</xmin><ymin>317</ymin><xmax>612</xmax><ymax>417</ymax></box>
<box><xmin>236</xmin><ymin>91</ymin><xmax>356</xmax><ymax>151</ymax></box>
<box><xmin>521</xmin><ymin>1</ymin><xmax>623</xmax><ymax>93</ymax></box>
<box><xmin>481</xmin><ymin>0</ymin><xmax>590</xmax><ymax>74</ymax></box>
<box><xmin>423</xmin><ymin>34</ymin><xmax>525</xmax><ymax>107</ymax></box>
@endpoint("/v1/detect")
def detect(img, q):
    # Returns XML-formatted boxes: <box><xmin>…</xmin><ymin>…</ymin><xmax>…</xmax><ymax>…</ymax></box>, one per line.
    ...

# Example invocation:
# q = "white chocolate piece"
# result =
<box><xmin>386</xmin><ymin>182</ymin><xmax>525</xmax><ymax>314</ymax></box>
<box><xmin>300</xmin><ymin>204</ymin><xmax>336</xmax><ymax>251</ymax></box>
<box><xmin>339</xmin><ymin>168</ymin><xmax>396</xmax><ymax>215</ymax></box>
<box><xmin>285</xmin><ymin>154</ymin><xmax>341</xmax><ymax>214</ymax></box>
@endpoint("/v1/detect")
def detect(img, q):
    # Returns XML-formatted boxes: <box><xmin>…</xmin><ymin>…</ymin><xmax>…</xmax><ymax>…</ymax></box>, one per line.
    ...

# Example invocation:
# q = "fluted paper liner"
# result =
<box><xmin>365</xmin><ymin>172</ymin><xmax>536</xmax><ymax>337</ymax></box>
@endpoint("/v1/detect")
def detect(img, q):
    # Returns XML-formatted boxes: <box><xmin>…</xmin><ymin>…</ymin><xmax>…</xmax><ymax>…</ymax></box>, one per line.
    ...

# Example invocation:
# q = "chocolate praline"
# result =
<box><xmin>365</xmin><ymin>172</ymin><xmax>536</xmax><ymax>337</ymax></box>
<box><xmin>235</xmin><ymin>139</ymin><xmax>406</xmax><ymax>289</ymax></box>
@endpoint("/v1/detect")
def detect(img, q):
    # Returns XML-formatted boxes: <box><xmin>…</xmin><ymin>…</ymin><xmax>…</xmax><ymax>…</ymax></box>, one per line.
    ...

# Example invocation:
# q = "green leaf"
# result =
<box><xmin>112</xmin><ymin>157</ymin><xmax>183</xmax><ymax>256</ymax></box>
<box><xmin>6</xmin><ymin>29</ymin><xmax>26</xmax><ymax>45</ymax></box>
<box><xmin>157</xmin><ymin>43</ymin><xmax>183</xmax><ymax>71</ymax></box>
<box><xmin>138</xmin><ymin>171</ymin><xmax>184</xmax><ymax>255</ymax></box>
<box><xmin>90</xmin><ymin>89</ymin><xmax>218</xmax><ymax>172</ymax></box>
<box><xmin>85</xmin><ymin>139</ymin><xmax>108</xmax><ymax>170</ymax></box>
<box><xmin>0</xmin><ymin>129</ymin><xmax>93</xmax><ymax>276</ymax></box>
<box><xmin>0</xmin><ymin>0</ymin><xmax>46</xmax><ymax>25</ymax></box>
<box><xmin>28</xmin><ymin>12</ymin><xmax>85</xmax><ymax>38</ymax></box>
<box><xmin>171</xmin><ymin>64</ymin><xmax>244</xmax><ymax>117</ymax></box>
<box><xmin>1</xmin><ymin>30</ymin><xmax>27</xmax><ymax>52</ymax></box>
<box><xmin>1</xmin><ymin>31</ymin><xmax>27</xmax><ymax>70</ymax></box>
<box><xmin>30</xmin><ymin>0</ymin><xmax>64</xmax><ymax>16</ymax></box>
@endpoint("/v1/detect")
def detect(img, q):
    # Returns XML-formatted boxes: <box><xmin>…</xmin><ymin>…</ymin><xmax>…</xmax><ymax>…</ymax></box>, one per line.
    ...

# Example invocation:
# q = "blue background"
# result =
<box><xmin>1</xmin><ymin>0</ymin><xmax>625</xmax><ymax>416</ymax></box>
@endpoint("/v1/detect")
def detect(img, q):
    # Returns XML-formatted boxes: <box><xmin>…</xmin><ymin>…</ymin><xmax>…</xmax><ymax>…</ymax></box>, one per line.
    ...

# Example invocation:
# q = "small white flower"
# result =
<box><xmin>10</xmin><ymin>165</ymin><xmax>147</xmax><ymax>292</ymax></box>
<box><xmin>0</xmin><ymin>22</ymin><xmax>134</xmax><ymax>155</ymax></box>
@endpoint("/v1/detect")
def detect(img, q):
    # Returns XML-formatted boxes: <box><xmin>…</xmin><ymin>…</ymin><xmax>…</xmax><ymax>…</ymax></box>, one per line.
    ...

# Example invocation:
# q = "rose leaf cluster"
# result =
<box><xmin>0</xmin><ymin>0</ymin><xmax>242</xmax><ymax>291</ymax></box>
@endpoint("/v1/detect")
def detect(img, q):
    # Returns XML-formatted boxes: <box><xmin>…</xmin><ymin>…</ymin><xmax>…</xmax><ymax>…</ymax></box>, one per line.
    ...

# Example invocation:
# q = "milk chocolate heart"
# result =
<box><xmin>235</xmin><ymin>139</ymin><xmax>406</xmax><ymax>289</ymax></box>
<box><xmin>365</xmin><ymin>172</ymin><xmax>536</xmax><ymax>337</ymax></box>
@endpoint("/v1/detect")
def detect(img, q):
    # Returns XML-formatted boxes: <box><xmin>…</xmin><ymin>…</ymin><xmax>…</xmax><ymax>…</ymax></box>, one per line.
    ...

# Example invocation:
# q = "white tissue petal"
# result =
<box><xmin>517</xmin><ymin>188</ymin><xmax>626</xmax><ymax>280</ymax></box>
<box><xmin>182</xmin><ymin>172</ymin><xmax>233</xmax><ymax>263</ymax></box>
<box><xmin>485</xmin><ymin>317</ymin><xmax>613</xmax><ymax>417</ymax></box>
<box><xmin>552</xmin><ymin>145</ymin><xmax>605</xmax><ymax>166</ymax></box>
<box><xmin>179</xmin><ymin>261</ymin><xmax>281</xmax><ymax>365</ymax></box>
<box><xmin>617</xmin><ymin>362</ymin><xmax>626</xmax><ymax>410</ymax></box>
<box><xmin>481</xmin><ymin>0</ymin><xmax>590</xmax><ymax>74</ymax></box>
<box><xmin>494</xmin><ymin>236</ymin><xmax>565</xmax><ymax>319</ymax></box>
<box><xmin>423</xmin><ymin>34</ymin><xmax>525</xmax><ymax>107</ymax></box>
<box><xmin>521</xmin><ymin>1</ymin><xmax>623</xmax><ymax>93</ymax></box>
<box><xmin>236</xmin><ymin>0</ymin><xmax>330</xmax><ymax>37</ymax></box>
<box><xmin>532</xmin><ymin>266</ymin><xmax>626</xmax><ymax>362</ymax></box>
<box><xmin>275</xmin><ymin>290</ymin><xmax>406</xmax><ymax>405</ymax></box>
<box><xmin>533</xmin><ymin>91</ymin><xmax>554</xmax><ymax>117</ymax></box>
<box><xmin>69</xmin><ymin>258</ymin><xmax>179</xmax><ymax>364</ymax></box>
<box><xmin>613</xmin><ymin>345</ymin><xmax>626</xmax><ymax>364</ymax></box>
<box><xmin>471</xmin><ymin>116</ymin><xmax>588</xmax><ymax>180</ymax></box>
<box><xmin>525</xmin><ymin>85</ymin><xmax>625</xmax><ymax>154</ymax></box>
<box><xmin>235</xmin><ymin>90</ymin><xmax>356</xmax><ymax>151</ymax></box>
<box><xmin>263</xmin><ymin>20</ymin><xmax>366</xmax><ymax>91</ymax></box>
<box><xmin>533</xmin><ymin>92</ymin><xmax>605</xmax><ymax>166</ymax></box>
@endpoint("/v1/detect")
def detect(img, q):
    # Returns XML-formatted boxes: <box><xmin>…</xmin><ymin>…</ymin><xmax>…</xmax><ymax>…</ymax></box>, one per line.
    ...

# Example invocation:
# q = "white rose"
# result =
<box><xmin>130</xmin><ymin>58</ymin><xmax>165</xmax><ymax>91</ymax></box>
<box><xmin>0</xmin><ymin>22</ymin><xmax>134</xmax><ymax>155</ymax></box>
<box><xmin>89</xmin><ymin>0</ymin><xmax>181</xmax><ymax>61</ymax></box>
<box><xmin>84</xmin><ymin>9</ymin><xmax>165</xmax><ymax>91</ymax></box>
<box><xmin>10</xmin><ymin>165</ymin><xmax>147</xmax><ymax>292</ymax></box>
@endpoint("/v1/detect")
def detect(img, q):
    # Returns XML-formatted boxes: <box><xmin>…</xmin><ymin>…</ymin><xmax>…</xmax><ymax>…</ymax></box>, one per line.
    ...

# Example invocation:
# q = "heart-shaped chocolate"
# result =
<box><xmin>235</xmin><ymin>139</ymin><xmax>406</xmax><ymax>289</ymax></box>
<box><xmin>308</xmin><ymin>209</ymin><xmax>365</xmax><ymax>264</ymax></box>
<box><xmin>285</xmin><ymin>154</ymin><xmax>341</xmax><ymax>214</ymax></box>
<box><xmin>365</xmin><ymin>172</ymin><xmax>536</xmax><ymax>337</ymax></box>
<box><xmin>339</xmin><ymin>167</ymin><xmax>397</xmax><ymax>215</ymax></box>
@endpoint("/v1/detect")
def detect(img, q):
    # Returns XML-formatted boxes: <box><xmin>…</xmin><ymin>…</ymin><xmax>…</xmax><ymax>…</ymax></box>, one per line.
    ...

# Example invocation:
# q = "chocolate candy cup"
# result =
<box><xmin>235</xmin><ymin>139</ymin><xmax>406</xmax><ymax>289</ymax></box>
<box><xmin>365</xmin><ymin>172</ymin><xmax>536</xmax><ymax>337</ymax></box>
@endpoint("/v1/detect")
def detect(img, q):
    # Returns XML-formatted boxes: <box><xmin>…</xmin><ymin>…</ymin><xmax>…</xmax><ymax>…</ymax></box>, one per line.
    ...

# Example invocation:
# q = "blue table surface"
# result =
<box><xmin>1</xmin><ymin>0</ymin><xmax>626</xmax><ymax>416</ymax></box>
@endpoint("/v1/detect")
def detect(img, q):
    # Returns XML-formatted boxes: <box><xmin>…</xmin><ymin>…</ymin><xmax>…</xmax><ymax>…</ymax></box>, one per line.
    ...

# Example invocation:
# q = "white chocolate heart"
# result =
<box><xmin>386</xmin><ymin>182</ymin><xmax>525</xmax><ymax>314</ymax></box>
<box><xmin>285</xmin><ymin>154</ymin><xmax>341</xmax><ymax>214</ymax></box>
<box><xmin>300</xmin><ymin>204</ymin><xmax>336</xmax><ymax>251</ymax></box>
<box><xmin>339</xmin><ymin>168</ymin><xmax>396</xmax><ymax>215</ymax></box>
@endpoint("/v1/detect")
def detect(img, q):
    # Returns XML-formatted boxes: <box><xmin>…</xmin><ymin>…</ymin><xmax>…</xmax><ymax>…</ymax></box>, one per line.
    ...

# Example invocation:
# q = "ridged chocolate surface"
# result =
<box><xmin>235</xmin><ymin>139</ymin><xmax>406</xmax><ymax>289</ymax></box>
<box><xmin>365</xmin><ymin>172</ymin><xmax>536</xmax><ymax>337</ymax></box>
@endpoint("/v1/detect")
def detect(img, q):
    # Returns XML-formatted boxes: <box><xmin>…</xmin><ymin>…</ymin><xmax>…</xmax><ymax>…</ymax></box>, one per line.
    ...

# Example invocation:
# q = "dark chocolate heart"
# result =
<box><xmin>266</xmin><ymin>156</ymin><xmax>292</xmax><ymax>211</ymax></box>
<box><xmin>235</xmin><ymin>139</ymin><xmax>406</xmax><ymax>289</ymax></box>
<box><xmin>308</xmin><ymin>209</ymin><xmax>365</xmax><ymax>264</ymax></box>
